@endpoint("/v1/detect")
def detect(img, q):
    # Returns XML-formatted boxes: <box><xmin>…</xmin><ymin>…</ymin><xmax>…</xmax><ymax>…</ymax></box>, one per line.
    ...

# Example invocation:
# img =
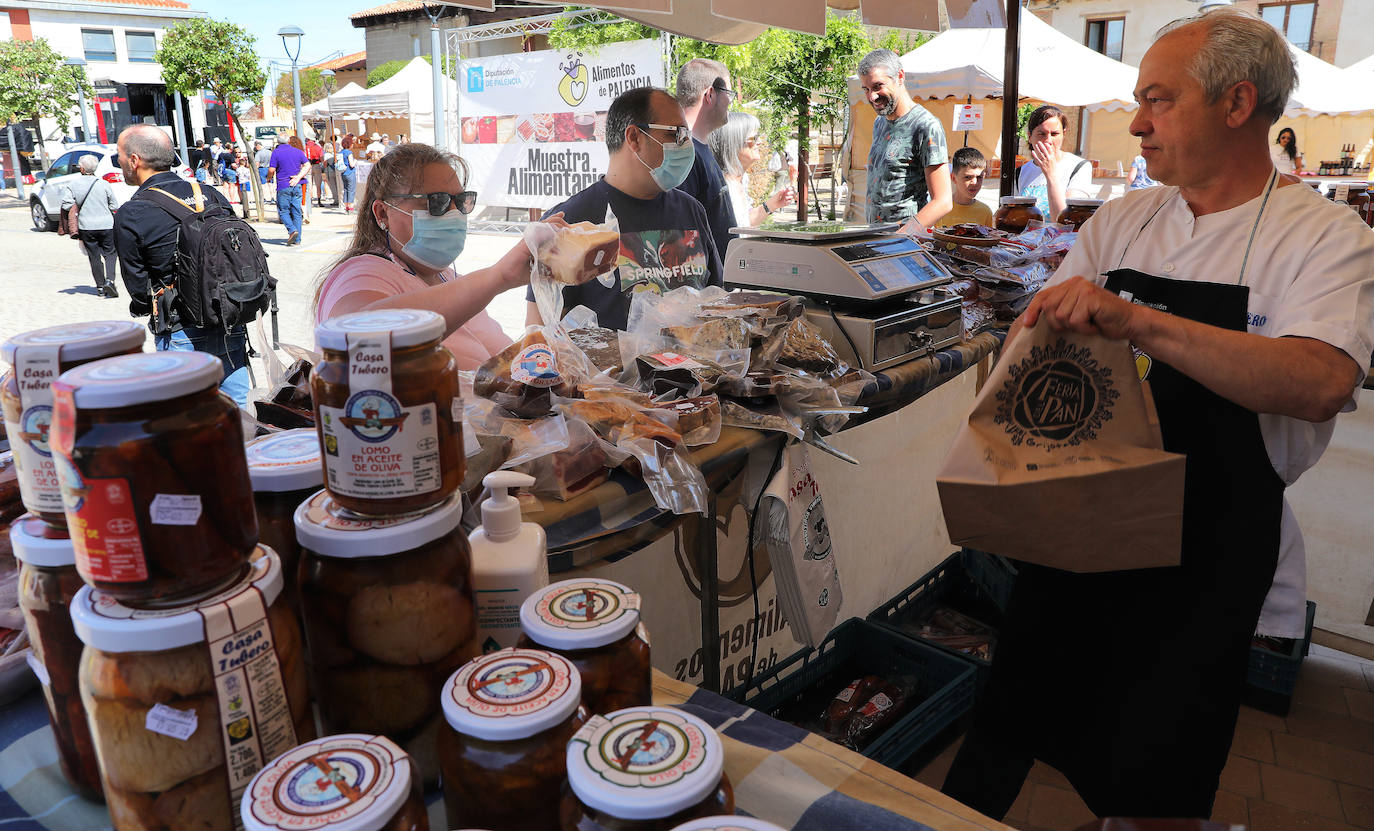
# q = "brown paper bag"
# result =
<box><xmin>936</xmin><ymin>325</ymin><xmax>1185</xmax><ymax>572</ymax></box>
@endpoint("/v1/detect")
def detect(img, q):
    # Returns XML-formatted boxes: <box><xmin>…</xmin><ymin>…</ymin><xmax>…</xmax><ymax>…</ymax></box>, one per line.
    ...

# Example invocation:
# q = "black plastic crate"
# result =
<box><xmin>1244</xmin><ymin>600</ymin><xmax>1317</xmax><ymax>716</ymax></box>
<box><xmin>737</xmin><ymin>618</ymin><xmax>976</xmax><ymax>768</ymax></box>
<box><xmin>866</xmin><ymin>550</ymin><xmax>1013</xmax><ymax>685</ymax></box>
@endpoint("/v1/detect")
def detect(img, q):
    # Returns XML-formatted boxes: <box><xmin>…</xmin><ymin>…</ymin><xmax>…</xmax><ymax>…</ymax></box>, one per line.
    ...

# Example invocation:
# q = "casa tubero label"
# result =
<box><xmin>318</xmin><ymin>330</ymin><xmax>440</xmax><ymax>500</ymax></box>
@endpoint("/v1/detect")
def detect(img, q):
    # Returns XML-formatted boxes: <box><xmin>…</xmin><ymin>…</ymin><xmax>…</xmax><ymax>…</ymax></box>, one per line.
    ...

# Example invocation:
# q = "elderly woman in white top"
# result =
<box><xmin>60</xmin><ymin>154</ymin><xmax>122</xmax><ymax>298</ymax></box>
<box><xmin>708</xmin><ymin>111</ymin><xmax>794</xmax><ymax>227</ymax></box>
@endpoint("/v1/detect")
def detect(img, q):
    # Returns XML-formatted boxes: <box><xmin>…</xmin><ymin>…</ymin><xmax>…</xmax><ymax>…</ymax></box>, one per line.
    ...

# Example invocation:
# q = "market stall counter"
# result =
<box><xmin>0</xmin><ymin>668</ymin><xmax>1014</xmax><ymax>831</ymax></box>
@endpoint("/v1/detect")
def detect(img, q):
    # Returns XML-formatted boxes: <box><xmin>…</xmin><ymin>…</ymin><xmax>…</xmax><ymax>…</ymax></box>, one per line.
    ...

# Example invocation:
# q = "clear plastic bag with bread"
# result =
<box><xmin>526</xmin><ymin>214</ymin><xmax>621</xmax><ymax>325</ymax></box>
<box><xmin>936</xmin><ymin>325</ymin><xmax>1185</xmax><ymax>572</ymax></box>
<box><xmin>473</xmin><ymin>325</ymin><xmax>596</xmax><ymax>419</ymax></box>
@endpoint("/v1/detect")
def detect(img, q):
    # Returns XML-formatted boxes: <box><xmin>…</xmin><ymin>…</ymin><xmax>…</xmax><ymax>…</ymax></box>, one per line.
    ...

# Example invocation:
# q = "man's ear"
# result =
<box><xmin>1224</xmin><ymin>80</ymin><xmax>1261</xmax><ymax>129</ymax></box>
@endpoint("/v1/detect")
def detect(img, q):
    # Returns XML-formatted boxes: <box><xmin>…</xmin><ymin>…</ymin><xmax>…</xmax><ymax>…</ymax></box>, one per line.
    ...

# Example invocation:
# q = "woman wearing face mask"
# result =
<box><xmin>525</xmin><ymin>86</ymin><xmax>724</xmax><ymax>330</ymax></box>
<box><xmin>313</xmin><ymin>143</ymin><xmax>555</xmax><ymax>369</ymax></box>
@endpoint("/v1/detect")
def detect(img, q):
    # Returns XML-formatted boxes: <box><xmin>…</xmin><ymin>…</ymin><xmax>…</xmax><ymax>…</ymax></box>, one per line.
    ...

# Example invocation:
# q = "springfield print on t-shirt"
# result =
<box><xmin>613</xmin><ymin>229</ymin><xmax>711</xmax><ymax>294</ymax></box>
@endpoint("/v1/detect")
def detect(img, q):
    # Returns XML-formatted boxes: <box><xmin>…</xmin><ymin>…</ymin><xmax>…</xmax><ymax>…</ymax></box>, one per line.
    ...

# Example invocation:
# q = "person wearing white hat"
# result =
<box><xmin>366</xmin><ymin>132</ymin><xmax>385</xmax><ymax>157</ymax></box>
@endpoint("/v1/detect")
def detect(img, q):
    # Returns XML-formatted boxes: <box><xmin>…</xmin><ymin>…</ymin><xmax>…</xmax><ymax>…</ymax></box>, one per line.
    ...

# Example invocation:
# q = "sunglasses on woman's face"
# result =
<box><xmin>389</xmin><ymin>191</ymin><xmax>478</xmax><ymax>216</ymax></box>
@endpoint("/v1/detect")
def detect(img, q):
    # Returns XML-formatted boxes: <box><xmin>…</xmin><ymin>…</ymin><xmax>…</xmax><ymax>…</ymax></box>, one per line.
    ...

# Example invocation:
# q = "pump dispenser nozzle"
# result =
<box><xmin>480</xmin><ymin>471</ymin><xmax>535</xmax><ymax>543</ymax></box>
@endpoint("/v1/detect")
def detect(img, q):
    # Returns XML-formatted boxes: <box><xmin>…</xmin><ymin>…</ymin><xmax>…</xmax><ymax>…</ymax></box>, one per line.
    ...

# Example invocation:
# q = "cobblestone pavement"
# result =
<box><xmin>0</xmin><ymin>191</ymin><xmax>530</xmax><ymax>391</ymax></box>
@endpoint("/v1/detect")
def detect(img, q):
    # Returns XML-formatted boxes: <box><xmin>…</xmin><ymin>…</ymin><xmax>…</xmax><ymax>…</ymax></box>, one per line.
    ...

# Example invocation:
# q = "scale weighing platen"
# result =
<box><xmin>725</xmin><ymin>222</ymin><xmax>953</xmax><ymax>304</ymax></box>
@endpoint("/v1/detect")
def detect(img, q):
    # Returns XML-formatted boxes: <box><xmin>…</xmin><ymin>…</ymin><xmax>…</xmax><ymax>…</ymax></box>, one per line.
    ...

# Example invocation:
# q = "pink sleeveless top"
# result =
<box><xmin>316</xmin><ymin>253</ymin><xmax>511</xmax><ymax>370</ymax></box>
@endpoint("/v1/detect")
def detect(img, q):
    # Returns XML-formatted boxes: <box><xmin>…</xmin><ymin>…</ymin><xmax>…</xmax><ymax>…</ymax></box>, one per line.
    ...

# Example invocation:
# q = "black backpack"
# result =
<box><xmin>138</xmin><ymin>180</ymin><xmax>276</xmax><ymax>331</ymax></box>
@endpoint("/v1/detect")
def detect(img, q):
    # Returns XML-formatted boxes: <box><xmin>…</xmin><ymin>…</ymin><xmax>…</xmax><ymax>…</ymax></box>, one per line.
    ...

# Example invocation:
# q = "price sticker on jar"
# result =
<box><xmin>146</xmin><ymin>702</ymin><xmax>199</xmax><ymax>740</ymax></box>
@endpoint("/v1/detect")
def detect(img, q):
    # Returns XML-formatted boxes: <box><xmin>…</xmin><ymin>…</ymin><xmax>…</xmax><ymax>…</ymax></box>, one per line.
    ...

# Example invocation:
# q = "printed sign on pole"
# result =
<box><xmin>954</xmin><ymin>104</ymin><xmax>984</xmax><ymax>131</ymax></box>
<box><xmin>457</xmin><ymin>39</ymin><xmax>665</xmax><ymax>210</ymax></box>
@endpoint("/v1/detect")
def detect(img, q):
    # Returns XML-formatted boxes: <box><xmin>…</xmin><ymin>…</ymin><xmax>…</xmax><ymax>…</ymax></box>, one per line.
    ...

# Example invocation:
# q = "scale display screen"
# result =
<box><xmin>833</xmin><ymin>236</ymin><xmax>923</xmax><ymax>263</ymax></box>
<box><xmin>850</xmin><ymin>252</ymin><xmax>949</xmax><ymax>293</ymax></box>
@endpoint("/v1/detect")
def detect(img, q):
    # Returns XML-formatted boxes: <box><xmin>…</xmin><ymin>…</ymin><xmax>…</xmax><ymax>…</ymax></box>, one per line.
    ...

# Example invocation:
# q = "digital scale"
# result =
<box><xmin>724</xmin><ymin>222</ymin><xmax>964</xmax><ymax>371</ymax></box>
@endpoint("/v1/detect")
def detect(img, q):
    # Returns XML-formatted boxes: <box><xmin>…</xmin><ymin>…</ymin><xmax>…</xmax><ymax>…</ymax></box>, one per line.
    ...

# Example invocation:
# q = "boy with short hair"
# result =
<box><xmin>935</xmin><ymin>146</ymin><xmax>995</xmax><ymax>228</ymax></box>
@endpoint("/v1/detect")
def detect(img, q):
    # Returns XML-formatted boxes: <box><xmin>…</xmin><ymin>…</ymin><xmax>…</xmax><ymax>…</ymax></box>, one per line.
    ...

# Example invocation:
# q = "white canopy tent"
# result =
<box><xmin>300</xmin><ymin>82</ymin><xmax>366</xmax><ymax>119</ymax></box>
<box><xmin>844</xmin><ymin>12</ymin><xmax>1139</xmax><ymax>111</ymax></box>
<box><xmin>1287</xmin><ymin>45</ymin><xmax>1374</xmax><ymax>116</ymax></box>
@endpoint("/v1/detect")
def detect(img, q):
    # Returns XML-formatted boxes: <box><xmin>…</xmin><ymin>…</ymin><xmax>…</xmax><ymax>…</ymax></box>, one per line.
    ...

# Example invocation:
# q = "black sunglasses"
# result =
<box><xmin>712</xmin><ymin>82</ymin><xmax>736</xmax><ymax>100</ymax></box>
<box><xmin>389</xmin><ymin>191</ymin><xmax>478</xmax><ymax>216</ymax></box>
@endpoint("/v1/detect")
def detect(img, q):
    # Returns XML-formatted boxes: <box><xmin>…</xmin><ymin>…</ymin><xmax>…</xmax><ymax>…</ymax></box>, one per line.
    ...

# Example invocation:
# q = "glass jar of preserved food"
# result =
<box><xmin>517</xmin><ymin>579</ymin><xmax>651</xmax><ymax>716</ymax></box>
<box><xmin>671</xmin><ymin>818</ymin><xmax>787</xmax><ymax>831</ymax></box>
<box><xmin>1056</xmin><ymin>198</ymin><xmax>1103</xmax><ymax>231</ymax></box>
<box><xmin>312</xmin><ymin>309</ymin><xmax>463</xmax><ymax>517</ymax></box>
<box><xmin>13</xmin><ymin>514</ymin><xmax>103</xmax><ymax>800</ymax></box>
<box><xmin>241</xmin><ymin>734</ymin><xmax>428</xmax><ymax>831</ymax></box>
<box><xmin>245</xmin><ymin>429</ymin><xmax>322</xmax><ymax>610</ymax></box>
<box><xmin>561</xmin><ymin>707</ymin><xmax>734</xmax><ymax>831</ymax></box>
<box><xmin>1345</xmin><ymin>184</ymin><xmax>1370</xmax><ymax>221</ymax></box>
<box><xmin>72</xmin><ymin>547</ymin><xmax>313</xmax><ymax>831</ymax></box>
<box><xmin>994</xmin><ymin>196</ymin><xmax>1043</xmax><ymax>234</ymax></box>
<box><xmin>1</xmin><ymin>321</ymin><xmax>144</xmax><ymax>527</ymax></box>
<box><xmin>51</xmin><ymin>351</ymin><xmax>257</xmax><ymax>606</ymax></box>
<box><xmin>294</xmin><ymin>489</ymin><xmax>476</xmax><ymax>781</ymax></box>
<box><xmin>439</xmin><ymin>648</ymin><xmax>587</xmax><ymax>831</ymax></box>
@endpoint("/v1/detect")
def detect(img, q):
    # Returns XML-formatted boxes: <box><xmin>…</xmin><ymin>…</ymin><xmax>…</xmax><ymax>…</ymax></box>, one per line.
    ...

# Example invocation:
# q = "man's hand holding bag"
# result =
<box><xmin>936</xmin><ymin>324</ymin><xmax>1184</xmax><ymax>572</ymax></box>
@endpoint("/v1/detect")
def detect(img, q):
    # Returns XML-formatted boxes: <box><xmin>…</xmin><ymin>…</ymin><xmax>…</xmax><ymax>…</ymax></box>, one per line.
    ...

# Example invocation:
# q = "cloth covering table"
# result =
<box><xmin>0</xmin><ymin>670</ymin><xmax>1013</xmax><ymax>831</ymax></box>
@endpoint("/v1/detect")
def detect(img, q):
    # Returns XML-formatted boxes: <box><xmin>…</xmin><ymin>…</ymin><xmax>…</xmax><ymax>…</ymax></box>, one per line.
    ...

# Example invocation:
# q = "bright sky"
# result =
<box><xmin>191</xmin><ymin>0</ymin><xmax>369</xmax><ymax>70</ymax></box>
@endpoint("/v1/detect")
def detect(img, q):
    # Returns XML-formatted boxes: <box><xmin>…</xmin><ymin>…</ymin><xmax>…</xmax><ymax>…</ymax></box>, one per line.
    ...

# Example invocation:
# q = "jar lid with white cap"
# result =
<box><xmin>1065</xmin><ymin>198</ymin><xmax>1104</xmax><ymax>207</ymax></box>
<box><xmin>241</xmin><ymin>733</ymin><xmax>414</xmax><ymax>831</ymax></box>
<box><xmin>441</xmin><ymin>648</ymin><xmax>582</xmax><ymax>741</ymax></box>
<box><xmin>55</xmin><ymin>351</ymin><xmax>222</xmax><ymax>409</ymax></box>
<box><xmin>71</xmin><ymin>546</ymin><xmax>282</xmax><ymax>653</ymax></box>
<box><xmin>520</xmin><ymin>578</ymin><xmax>642</xmax><ymax>651</ymax></box>
<box><xmin>1</xmin><ymin>320</ymin><xmax>144</xmax><ymax>366</ymax></box>
<box><xmin>315</xmin><ymin>309</ymin><xmax>445</xmax><ymax>352</ymax></box>
<box><xmin>245</xmin><ymin>429</ymin><xmax>323</xmax><ymax>493</ymax></box>
<box><xmin>292</xmin><ymin>489</ymin><xmax>463</xmax><ymax>559</ymax></box>
<box><xmin>998</xmin><ymin>196</ymin><xmax>1037</xmax><ymax>206</ymax></box>
<box><xmin>566</xmin><ymin>706</ymin><xmax>726</xmax><ymax>821</ymax></box>
<box><xmin>671</xmin><ymin>818</ymin><xmax>788</xmax><ymax>831</ymax></box>
<box><xmin>9</xmin><ymin>514</ymin><xmax>74</xmax><ymax>568</ymax></box>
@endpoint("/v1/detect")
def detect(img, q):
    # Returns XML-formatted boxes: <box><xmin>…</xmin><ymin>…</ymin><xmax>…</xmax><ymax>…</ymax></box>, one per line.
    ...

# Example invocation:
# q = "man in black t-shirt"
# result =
<box><xmin>526</xmin><ymin>87</ymin><xmax>723</xmax><ymax>331</ymax></box>
<box><xmin>675</xmin><ymin>58</ymin><xmax>737</xmax><ymax>261</ymax></box>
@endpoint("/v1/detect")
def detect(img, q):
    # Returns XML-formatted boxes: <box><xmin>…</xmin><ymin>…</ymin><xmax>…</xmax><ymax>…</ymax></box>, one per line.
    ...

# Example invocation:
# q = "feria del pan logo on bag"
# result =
<box><xmin>994</xmin><ymin>338</ymin><xmax>1118</xmax><ymax>451</ymax></box>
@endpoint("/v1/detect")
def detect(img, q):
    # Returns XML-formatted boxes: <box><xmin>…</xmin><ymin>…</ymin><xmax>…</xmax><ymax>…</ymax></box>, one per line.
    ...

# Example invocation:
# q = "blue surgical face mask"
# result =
<box><xmin>636</xmin><ymin>132</ymin><xmax>696</xmax><ymax>192</ymax></box>
<box><xmin>386</xmin><ymin>203</ymin><xmax>467</xmax><ymax>270</ymax></box>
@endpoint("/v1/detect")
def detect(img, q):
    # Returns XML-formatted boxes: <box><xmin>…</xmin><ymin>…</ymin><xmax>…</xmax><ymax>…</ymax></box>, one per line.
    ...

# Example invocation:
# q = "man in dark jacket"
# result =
<box><xmin>112</xmin><ymin>124</ymin><xmax>252</xmax><ymax>405</ymax></box>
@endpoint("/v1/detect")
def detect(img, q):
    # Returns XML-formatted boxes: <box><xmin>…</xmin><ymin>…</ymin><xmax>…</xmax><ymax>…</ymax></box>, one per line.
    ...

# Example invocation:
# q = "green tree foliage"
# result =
<box><xmin>273</xmin><ymin>68</ymin><xmax>329</xmax><ymax>110</ymax></box>
<box><xmin>0</xmin><ymin>38</ymin><xmax>94</xmax><ymax>130</ymax></box>
<box><xmin>157</xmin><ymin>19</ymin><xmax>268</xmax><ymax>216</ymax></box>
<box><xmin>368</xmin><ymin>55</ymin><xmax>455</xmax><ymax>88</ymax></box>
<box><xmin>871</xmin><ymin>28</ymin><xmax>932</xmax><ymax>56</ymax></box>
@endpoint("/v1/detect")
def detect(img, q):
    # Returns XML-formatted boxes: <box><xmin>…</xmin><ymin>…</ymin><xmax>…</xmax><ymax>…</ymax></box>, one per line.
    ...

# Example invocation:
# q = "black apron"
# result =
<box><xmin>946</xmin><ymin>174</ymin><xmax>1285</xmax><ymax>818</ymax></box>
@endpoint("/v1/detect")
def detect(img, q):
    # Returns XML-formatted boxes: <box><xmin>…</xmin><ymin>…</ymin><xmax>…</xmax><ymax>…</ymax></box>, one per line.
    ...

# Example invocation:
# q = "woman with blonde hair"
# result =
<box><xmin>313</xmin><ymin>143</ymin><xmax>581</xmax><ymax>368</ymax></box>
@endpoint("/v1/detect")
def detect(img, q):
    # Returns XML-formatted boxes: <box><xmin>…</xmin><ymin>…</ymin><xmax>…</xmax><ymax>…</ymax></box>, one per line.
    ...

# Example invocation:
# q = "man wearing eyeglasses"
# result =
<box><xmin>674</xmin><ymin>58</ymin><xmax>738</xmax><ymax>259</ymax></box>
<box><xmin>858</xmin><ymin>48</ymin><xmax>952</xmax><ymax>229</ymax></box>
<box><xmin>527</xmin><ymin>86</ymin><xmax>723</xmax><ymax>331</ymax></box>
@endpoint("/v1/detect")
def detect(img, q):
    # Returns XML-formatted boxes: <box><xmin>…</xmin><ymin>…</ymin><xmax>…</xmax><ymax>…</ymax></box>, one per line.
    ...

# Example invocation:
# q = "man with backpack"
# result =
<box><xmin>112</xmin><ymin>124</ymin><xmax>276</xmax><ymax>406</ymax></box>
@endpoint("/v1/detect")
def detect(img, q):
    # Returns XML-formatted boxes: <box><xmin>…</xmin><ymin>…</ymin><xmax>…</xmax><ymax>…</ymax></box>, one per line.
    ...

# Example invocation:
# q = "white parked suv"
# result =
<box><xmin>30</xmin><ymin>144</ymin><xmax>192</xmax><ymax>232</ymax></box>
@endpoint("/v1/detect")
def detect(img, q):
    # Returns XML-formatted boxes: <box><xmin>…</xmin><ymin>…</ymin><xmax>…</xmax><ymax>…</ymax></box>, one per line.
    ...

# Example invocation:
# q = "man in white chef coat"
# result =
<box><xmin>943</xmin><ymin>7</ymin><xmax>1374</xmax><ymax>819</ymax></box>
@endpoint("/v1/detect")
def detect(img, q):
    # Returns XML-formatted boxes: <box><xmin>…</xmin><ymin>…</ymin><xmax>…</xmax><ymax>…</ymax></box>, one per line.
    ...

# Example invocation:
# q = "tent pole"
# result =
<box><xmin>964</xmin><ymin>94</ymin><xmax>971</xmax><ymax>148</ymax></box>
<box><xmin>1000</xmin><ymin>0</ymin><xmax>1022</xmax><ymax>198</ymax></box>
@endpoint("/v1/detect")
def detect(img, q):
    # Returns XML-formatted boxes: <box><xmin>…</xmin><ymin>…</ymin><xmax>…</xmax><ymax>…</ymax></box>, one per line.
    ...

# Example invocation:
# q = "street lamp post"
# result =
<box><xmin>278</xmin><ymin>25</ymin><xmax>308</xmax><ymax>218</ymax></box>
<box><xmin>64</xmin><ymin>58</ymin><xmax>92</xmax><ymax>143</ymax></box>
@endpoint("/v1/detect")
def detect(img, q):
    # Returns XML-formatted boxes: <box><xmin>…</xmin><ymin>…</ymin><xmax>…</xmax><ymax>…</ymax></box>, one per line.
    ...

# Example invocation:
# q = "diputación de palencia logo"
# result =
<box><xmin>993</xmin><ymin>338</ymin><xmax>1118</xmax><ymax>451</ymax></box>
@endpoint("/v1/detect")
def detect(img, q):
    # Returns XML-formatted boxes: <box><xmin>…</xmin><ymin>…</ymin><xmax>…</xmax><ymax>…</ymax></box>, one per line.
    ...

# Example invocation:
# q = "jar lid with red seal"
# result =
<box><xmin>8</xmin><ymin>514</ymin><xmax>73</xmax><ymax>568</ymax></box>
<box><xmin>245</xmin><ymin>429</ymin><xmax>323</xmax><ymax>493</ymax></box>
<box><xmin>441</xmin><ymin>647</ymin><xmax>582</xmax><ymax>741</ymax></box>
<box><xmin>70</xmin><ymin>546</ymin><xmax>283</xmax><ymax>653</ymax></box>
<box><xmin>241</xmin><ymin>733</ymin><xmax>413</xmax><ymax>831</ymax></box>
<box><xmin>566</xmin><ymin>706</ymin><xmax>725</xmax><ymax>821</ymax></box>
<box><xmin>520</xmin><ymin>578</ymin><xmax>642</xmax><ymax>651</ymax></box>
<box><xmin>1</xmin><ymin>320</ymin><xmax>144</xmax><ymax>366</ymax></box>
<box><xmin>315</xmin><ymin>309</ymin><xmax>445</xmax><ymax>351</ymax></box>
<box><xmin>55</xmin><ymin>351</ymin><xmax>222</xmax><ymax>409</ymax></box>
<box><xmin>292</xmin><ymin>488</ymin><xmax>462</xmax><ymax>559</ymax></box>
<box><xmin>671</xmin><ymin>818</ymin><xmax>788</xmax><ymax>831</ymax></box>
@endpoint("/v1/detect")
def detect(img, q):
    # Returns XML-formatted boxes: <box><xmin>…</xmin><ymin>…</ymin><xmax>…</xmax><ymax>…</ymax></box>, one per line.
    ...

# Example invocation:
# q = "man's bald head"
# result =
<box><xmin>118</xmin><ymin>124</ymin><xmax>175</xmax><ymax>171</ymax></box>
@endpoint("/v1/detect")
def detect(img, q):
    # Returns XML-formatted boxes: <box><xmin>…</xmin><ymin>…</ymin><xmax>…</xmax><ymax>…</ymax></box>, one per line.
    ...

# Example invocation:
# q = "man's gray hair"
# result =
<box><xmin>675</xmin><ymin>58</ymin><xmax>728</xmax><ymax>108</ymax></box>
<box><xmin>858</xmin><ymin>48</ymin><xmax>903</xmax><ymax>81</ymax></box>
<box><xmin>78</xmin><ymin>155</ymin><xmax>98</xmax><ymax>175</ymax></box>
<box><xmin>118</xmin><ymin>124</ymin><xmax>175</xmax><ymax>171</ymax></box>
<box><xmin>1157</xmin><ymin>7</ymin><xmax>1296</xmax><ymax>124</ymax></box>
<box><xmin>708</xmin><ymin>110</ymin><xmax>761</xmax><ymax>177</ymax></box>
